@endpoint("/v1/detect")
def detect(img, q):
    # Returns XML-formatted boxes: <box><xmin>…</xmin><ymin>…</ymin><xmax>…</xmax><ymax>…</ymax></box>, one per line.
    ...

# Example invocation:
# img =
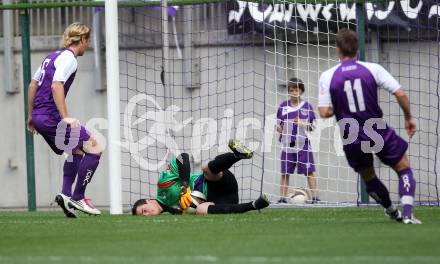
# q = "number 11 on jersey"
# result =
<box><xmin>344</xmin><ymin>78</ymin><xmax>366</xmax><ymax>112</ymax></box>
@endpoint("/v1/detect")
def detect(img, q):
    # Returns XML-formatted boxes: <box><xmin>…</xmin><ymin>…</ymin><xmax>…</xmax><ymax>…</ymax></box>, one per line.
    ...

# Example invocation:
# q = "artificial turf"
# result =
<box><xmin>0</xmin><ymin>207</ymin><xmax>439</xmax><ymax>264</ymax></box>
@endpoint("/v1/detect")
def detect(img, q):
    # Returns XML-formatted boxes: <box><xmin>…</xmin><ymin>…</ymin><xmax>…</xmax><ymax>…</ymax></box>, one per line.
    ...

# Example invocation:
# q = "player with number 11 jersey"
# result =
<box><xmin>318</xmin><ymin>29</ymin><xmax>420</xmax><ymax>224</ymax></box>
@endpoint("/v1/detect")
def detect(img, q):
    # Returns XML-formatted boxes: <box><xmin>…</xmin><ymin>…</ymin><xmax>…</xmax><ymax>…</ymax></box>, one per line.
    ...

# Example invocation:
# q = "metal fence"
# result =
<box><xmin>0</xmin><ymin>0</ymin><xmax>92</xmax><ymax>37</ymax></box>
<box><xmin>0</xmin><ymin>1</ymin><xmax>226</xmax><ymax>38</ymax></box>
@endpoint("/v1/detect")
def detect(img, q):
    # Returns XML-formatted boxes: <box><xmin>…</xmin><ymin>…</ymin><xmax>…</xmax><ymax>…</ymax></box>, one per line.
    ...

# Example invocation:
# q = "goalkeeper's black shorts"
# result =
<box><xmin>206</xmin><ymin>170</ymin><xmax>239</xmax><ymax>205</ymax></box>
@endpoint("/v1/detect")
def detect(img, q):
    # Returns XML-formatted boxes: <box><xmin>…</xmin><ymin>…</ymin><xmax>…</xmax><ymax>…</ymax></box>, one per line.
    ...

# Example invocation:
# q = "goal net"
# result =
<box><xmin>118</xmin><ymin>0</ymin><xmax>440</xmax><ymax>208</ymax></box>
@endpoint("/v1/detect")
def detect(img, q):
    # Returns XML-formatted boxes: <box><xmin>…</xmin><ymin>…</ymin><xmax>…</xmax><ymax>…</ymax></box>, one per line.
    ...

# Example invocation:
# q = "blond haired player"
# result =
<box><xmin>27</xmin><ymin>22</ymin><xmax>102</xmax><ymax>217</ymax></box>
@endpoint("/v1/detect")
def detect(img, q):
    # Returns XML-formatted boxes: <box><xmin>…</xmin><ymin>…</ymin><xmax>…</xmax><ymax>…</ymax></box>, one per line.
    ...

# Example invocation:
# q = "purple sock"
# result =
<box><xmin>72</xmin><ymin>153</ymin><xmax>101</xmax><ymax>201</ymax></box>
<box><xmin>398</xmin><ymin>168</ymin><xmax>416</xmax><ymax>219</ymax></box>
<box><xmin>62</xmin><ymin>154</ymin><xmax>83</xmax><ymax>196</ymax></box>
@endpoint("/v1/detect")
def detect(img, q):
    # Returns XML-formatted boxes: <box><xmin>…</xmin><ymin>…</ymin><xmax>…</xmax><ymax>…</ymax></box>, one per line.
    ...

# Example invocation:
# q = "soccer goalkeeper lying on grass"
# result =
<box><xmin>132</xmin><ymin>139</ymin><xmax>270</xmax><ymax>216</ymax></box>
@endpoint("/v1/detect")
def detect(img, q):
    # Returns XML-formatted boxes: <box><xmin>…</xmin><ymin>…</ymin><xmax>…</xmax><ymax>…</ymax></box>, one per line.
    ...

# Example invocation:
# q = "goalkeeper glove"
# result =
<box><xmin>180</xmin><ymin>186</ymin><xmax>192</xmax><ymax>210</ymax></box>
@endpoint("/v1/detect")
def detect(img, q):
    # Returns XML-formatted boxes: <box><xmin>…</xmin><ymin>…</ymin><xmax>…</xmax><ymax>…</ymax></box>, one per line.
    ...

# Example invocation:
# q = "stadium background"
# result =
<box><xmin>0</xmin><ymin>0</ymin><xmax>438</xmax><ymax>209</ymax></box>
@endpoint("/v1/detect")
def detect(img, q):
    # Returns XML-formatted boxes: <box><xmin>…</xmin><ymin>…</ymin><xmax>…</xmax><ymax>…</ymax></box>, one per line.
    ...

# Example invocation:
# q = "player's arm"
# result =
<box><xmin>394</xmin><ymin>88</ymin><xmax>416</xmax><ymax>138</ymax></box>
<box><xmin>394</xmin><ymin>89</ymin><xmax>411</xmax><ymax>119</ymax></box>
<box><xmin>318</xmin><ymin>73</ymin><xmax>334</xmax><ymax>118</ymax></box>
<box><xmin>293</xmin><ymin>118</ymin><xmax>312</xmax><ymax>130</ymax></box>
<box><xmin>27</xmin><ymin>65</ymin><xmax>44</xmax><ymax>134</ymax></box>
<box><xmin>51</xmin><ymin>82</ymin><xmax>79</xmax><ymax>128</ymax></box>
<box><xmin>52</xmin><ymin>52</ymin><xmax>79</xmax><ymax>127</ymax></box>
<box><xmin>176</xmin><ymin>153</ymin><xmax>192</xmax><ymax>209</ymax></box>
<box><xmin>294</xmin><ymin>106</ymin><xmax>316</xmax><ymax>130</ymax></box>
<box><xmin>276</xmin><ymin>106</ymin><xmax>283</xmax><ymax>133</ymax></box>
<box><xmin>318</xmin><ymin>107</ymin><xmax>334</xmax><ymax>118</ymax></box>
<box><xmin>51</xmin><ymin>82</ymin><xmax>69</xmax><ymax>118</ymax></box>
<box><xmin>28</xmin><ymin>80</ymin><xmax>38</xmax><ymax>114</ymax></box>
<box><xmin>375</xmin><ymin>64</ymin><xmax>416</xmax><ymax>138</ymax></box>
<box><xmin>276</xmin><ymin>124</ymin><xmax>283</xmax><ymax>133</ymax></box>
<box><xmin>176</xmin><ymin>153</ymin><xmax>191</xmax><ymax>186</ymax></box>
<box><xmin>305</xmin><ymin>108</ymin><xmax>317</xmax><ymax>131</ymax></box>
<box><xmin>27</xmin><ymin>79</ymin><xmax>39</xmax><ymax>134</ymax></box>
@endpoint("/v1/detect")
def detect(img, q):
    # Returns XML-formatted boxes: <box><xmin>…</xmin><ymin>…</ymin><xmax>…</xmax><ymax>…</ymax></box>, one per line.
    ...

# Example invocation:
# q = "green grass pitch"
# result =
<box><xmin>1</xmin><ymin>207</ymin><xmax>439</xmax><ymax>264</ymax></box>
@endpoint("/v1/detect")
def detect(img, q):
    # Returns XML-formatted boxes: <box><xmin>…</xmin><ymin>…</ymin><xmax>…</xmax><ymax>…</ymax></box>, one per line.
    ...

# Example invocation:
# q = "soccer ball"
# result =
<box><xmin>287</xmin><ymin>188</ymin><xmax>309</xmax><ymax>204</ymax></box>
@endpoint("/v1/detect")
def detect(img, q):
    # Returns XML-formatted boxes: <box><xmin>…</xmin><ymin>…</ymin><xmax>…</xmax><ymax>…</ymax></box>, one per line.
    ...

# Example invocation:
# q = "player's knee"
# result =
<box><xmin>83</xmin><ymin>137</ymin><xmax>102</xmax><ymax>155</ymax></box>
<box><xmin>86</xmin><ymin>147</ymin><xmax>102</xmax><ymax>155</ymax></box>
<box><xmin>203</xmin><ymin>168</ymin><xmax>222</xmax><ymax>182</ymax></box>
<box><xmin>90</xmin><ymin>137</ymin><xmax>97</xmax><ymax>147</ymax></box>
<box><xmin>393</xmin><ymin>155</ymin><xmax>410</xmax><ymax>172</ymax></box>
<box><xmin>359</xmin><ymin>167</ymin><xmax>376</xmax><ymax>182</ymax></box>
<box><xmin>73</xmin><ymin>149</ymin><xmax>85</xmax><ymax>155</ymax></box>
<box><xmin>202</xmin><ymin>165</ymin><xmax>210</xmax><ymax>174</ymax></box>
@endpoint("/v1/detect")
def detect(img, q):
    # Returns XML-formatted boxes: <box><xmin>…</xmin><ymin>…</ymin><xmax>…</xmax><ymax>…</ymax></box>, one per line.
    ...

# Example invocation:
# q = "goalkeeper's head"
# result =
<box><xmin>336</xmin><ymin>28</ymin><xmax>358</xmax><ymax>59</ymax></box>
<box><xmin>131</xmin><ymin>198</ymin><xmax>163</xmax><ymax>216</ymax></box>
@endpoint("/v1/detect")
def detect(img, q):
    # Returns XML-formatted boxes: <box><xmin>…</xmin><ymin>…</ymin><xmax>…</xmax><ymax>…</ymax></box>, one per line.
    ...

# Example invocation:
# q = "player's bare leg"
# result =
<box><xmin>278</xmin><ymin>174</ymin><xmax>289</xmax><ymax>203</ymax></box>
<box><xmin>306</xmin><ymin>173</ymin><xmax>320</xmax><ymax>203</ymax></box>
<box><xmin>391</xmin><ymin>154</ymin><xmax>421</xmax><ymax>224</ymax></box>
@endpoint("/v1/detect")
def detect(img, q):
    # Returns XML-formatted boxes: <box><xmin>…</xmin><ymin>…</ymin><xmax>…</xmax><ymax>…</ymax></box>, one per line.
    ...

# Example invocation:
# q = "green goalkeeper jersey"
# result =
<box><xmin>156</xmin><ymin>158</ymin><xmax>208</xmax><ymax>212</ymax></box>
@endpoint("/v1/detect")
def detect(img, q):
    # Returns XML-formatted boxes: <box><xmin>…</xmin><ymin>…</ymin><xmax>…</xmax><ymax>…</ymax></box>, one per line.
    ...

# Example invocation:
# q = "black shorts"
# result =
<box><xmin>206</xmin><ymin>170</ymin><xmax>239</xmax><ymax>204</ymax></box>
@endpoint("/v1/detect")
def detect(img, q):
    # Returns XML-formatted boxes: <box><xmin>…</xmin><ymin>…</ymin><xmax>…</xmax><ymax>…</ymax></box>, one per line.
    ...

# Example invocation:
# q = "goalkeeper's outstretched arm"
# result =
<box><xmin>176</xmin><ymin>153</ymin><xmax>193</xmax><ymax>210</ymax></box>
<box><xmin>176</xmin><ymin>153</ymin><xmax>191</xmax><ymax>186</ymax></box>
